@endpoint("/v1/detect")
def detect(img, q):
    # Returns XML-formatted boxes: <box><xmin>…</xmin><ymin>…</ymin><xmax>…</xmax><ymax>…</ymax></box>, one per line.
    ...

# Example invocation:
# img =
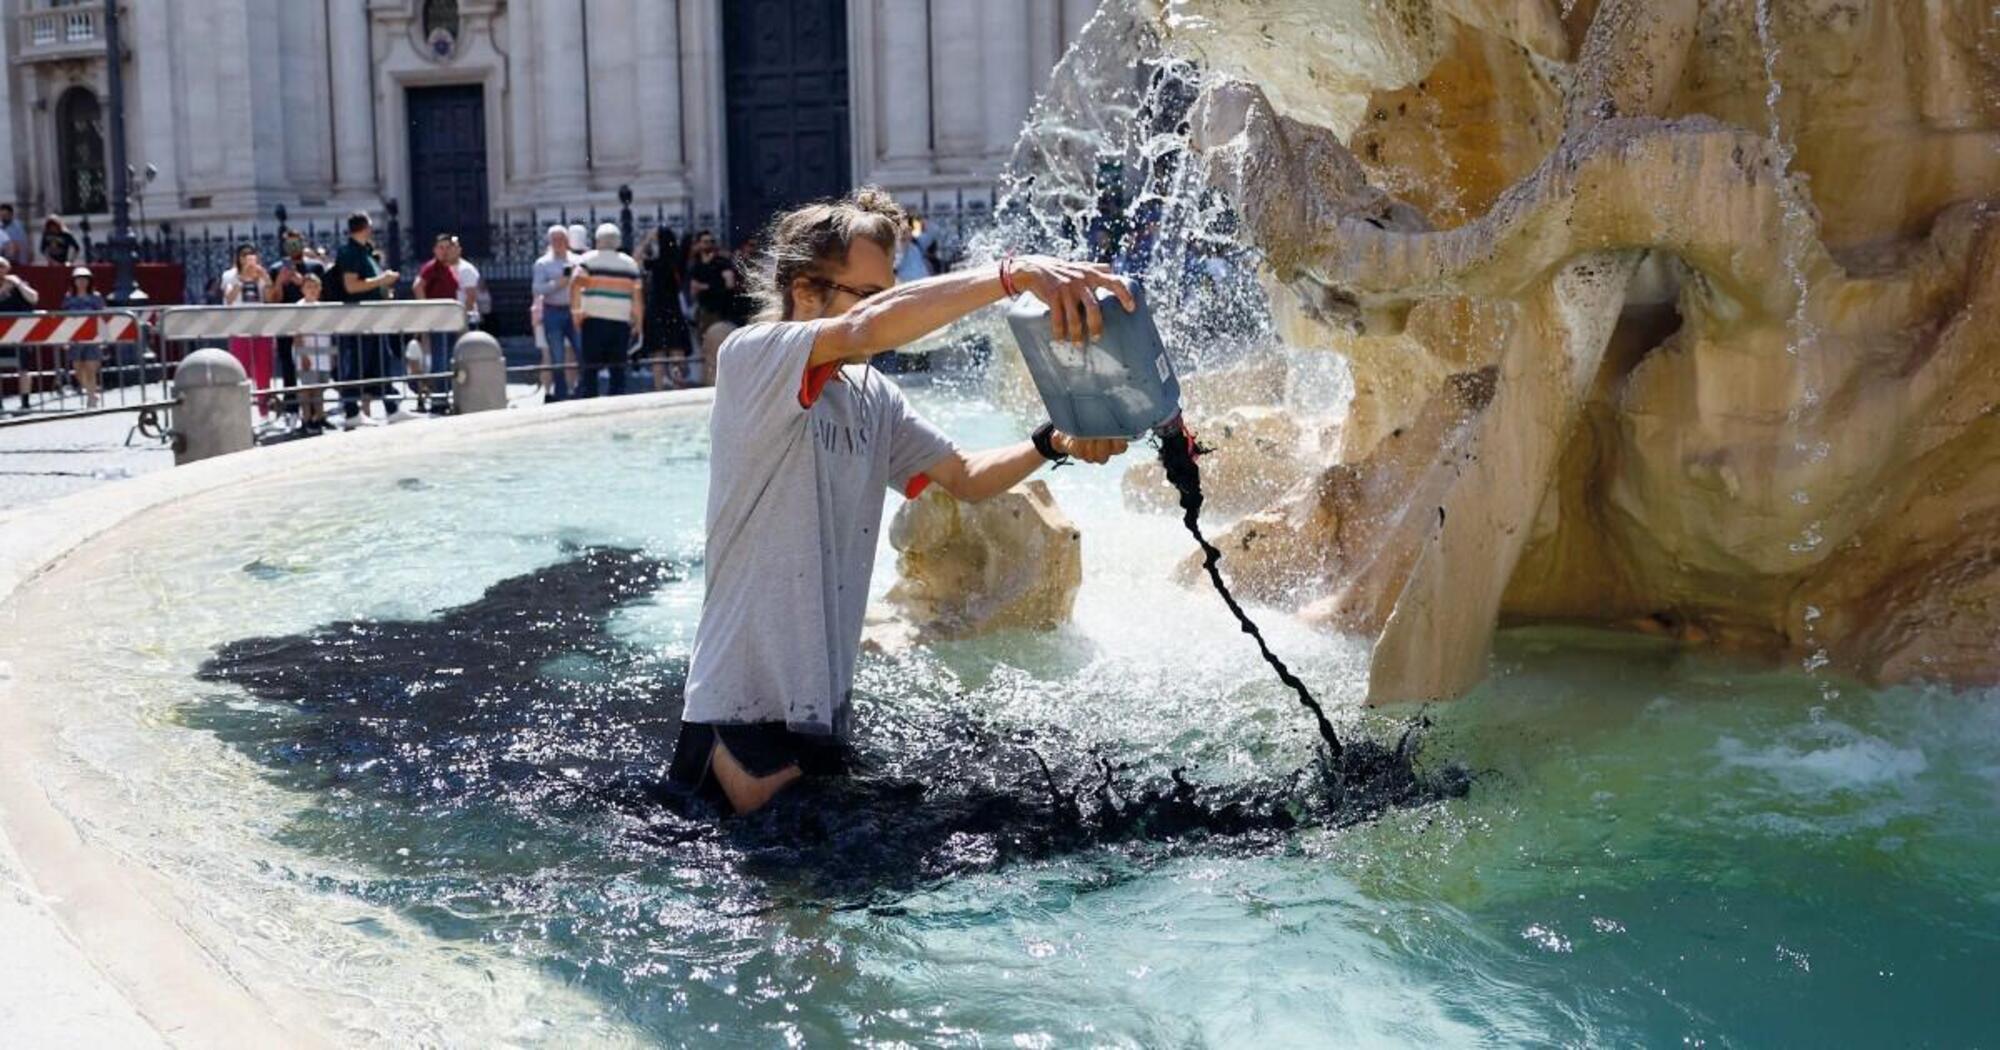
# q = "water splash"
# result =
<box><xmin>1753</xmin><ymin>0</ymin><xmax>1840</xmax><ymax>696</ymax></box>
<box><xmin>970</xmin><ymin>0</ymin><xmax>1274</xmax><ymax>374</ymax></box>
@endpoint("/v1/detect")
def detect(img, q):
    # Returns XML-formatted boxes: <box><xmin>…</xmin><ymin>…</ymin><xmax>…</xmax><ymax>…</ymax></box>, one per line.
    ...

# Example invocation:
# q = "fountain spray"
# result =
<box><xmin>1005</xmin><ymin>281</ymin><xmax>1345</xmax><ymax>760</ymax></box>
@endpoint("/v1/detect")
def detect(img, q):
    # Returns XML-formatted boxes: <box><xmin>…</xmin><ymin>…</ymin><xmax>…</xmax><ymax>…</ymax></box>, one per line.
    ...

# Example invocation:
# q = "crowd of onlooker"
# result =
<box><xmin>0</xmin><ymin>202</ymin><xmax>83</xmax><ymax>269</ymax></box>
<box><xmin>0</xmin><ymin>198</ymin><xmax>952</xmax><ymax>425</ymax></box>
<box><xmin>0</xmin><ymin>201</ymin><xmax>99</xmax><ymax>411</ymax></box>
<box><xmin>535</xmin><ymin>222</ymin><xmax>756</xmax><ymax>400</ymax></box>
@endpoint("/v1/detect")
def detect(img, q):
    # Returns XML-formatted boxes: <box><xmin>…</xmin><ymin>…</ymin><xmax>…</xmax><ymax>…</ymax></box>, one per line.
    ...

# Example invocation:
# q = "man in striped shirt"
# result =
<box><xmin>570</xmin><ymin>222</ymin><xmax>644</xmax><ymax>398</ymax></box>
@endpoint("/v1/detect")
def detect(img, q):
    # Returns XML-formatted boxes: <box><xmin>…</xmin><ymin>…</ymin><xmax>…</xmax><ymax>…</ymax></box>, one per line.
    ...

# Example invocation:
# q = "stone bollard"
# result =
<box><xmin>171</xmin><ymin>348</ymin><xmax>253</xmax><ymax>465</ymax></box>
<box><xmin>451</xmin><ymin>330</ymin><xmax>506</xmax><ymax>414</ymax></box>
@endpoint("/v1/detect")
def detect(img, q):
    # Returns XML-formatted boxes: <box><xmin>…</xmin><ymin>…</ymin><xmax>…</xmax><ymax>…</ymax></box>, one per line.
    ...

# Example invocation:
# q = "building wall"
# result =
<box><xmin>1</xmin><ymin>0</ymin><xmax>1095</xmax><ymax>236</ymax></box>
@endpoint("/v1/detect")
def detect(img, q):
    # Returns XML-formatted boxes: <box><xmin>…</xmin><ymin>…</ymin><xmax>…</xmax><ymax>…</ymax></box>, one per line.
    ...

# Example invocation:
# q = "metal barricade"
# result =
<box><xmin>0</xmin><ymin>308</ymin><xmax>163</xmax><ymax>411</ymax></box>
<box><xmin>156</xmin><ymin>301</ymin><xmax>470</xmax><ymax>437</ymax></box>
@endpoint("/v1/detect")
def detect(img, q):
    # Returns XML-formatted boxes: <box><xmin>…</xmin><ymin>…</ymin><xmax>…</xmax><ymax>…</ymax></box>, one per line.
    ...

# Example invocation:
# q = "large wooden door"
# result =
<box><xmin>723</xmin><ymin>0</ymin><xmax>851</xmax><ymax>244</ymax></box>
<box><xmin>406</xmin><ymin>84</ymin><xmax>490</xmax><ymax>259</ymax></box>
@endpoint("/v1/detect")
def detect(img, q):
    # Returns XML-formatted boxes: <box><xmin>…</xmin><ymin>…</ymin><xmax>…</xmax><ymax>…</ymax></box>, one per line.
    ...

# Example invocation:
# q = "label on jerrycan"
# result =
<box><xmin>1003</xmin><ymin>279</ymin><xmax>1183</xmax><ymax>439</ymax></box>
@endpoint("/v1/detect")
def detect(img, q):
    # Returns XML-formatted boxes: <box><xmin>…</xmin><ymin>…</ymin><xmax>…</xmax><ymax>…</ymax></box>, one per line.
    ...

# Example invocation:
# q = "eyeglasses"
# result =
<box><xmin>809</xmin><ymin>276</ymin><xmax>886</xmax><ymax>302</ymax></box>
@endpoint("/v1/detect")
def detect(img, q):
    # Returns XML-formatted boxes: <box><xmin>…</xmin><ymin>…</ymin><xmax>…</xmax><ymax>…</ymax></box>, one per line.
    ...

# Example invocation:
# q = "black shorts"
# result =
<box><xmin>667</xmin><ymin>721</ymin><xmax>850</xmax><ymax>804</ymax></box>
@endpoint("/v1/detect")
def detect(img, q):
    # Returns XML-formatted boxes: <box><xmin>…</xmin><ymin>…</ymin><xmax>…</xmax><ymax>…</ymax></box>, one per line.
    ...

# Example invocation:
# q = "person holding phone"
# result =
<box><xmin>221</xmin><ymin>243</ymin><xmax>277</xmax><ymax>415</ymax></box>
<box><xmin>532</xmin><ymin>225</ymin><xmax>583</xmax><ymax>401</ymax></box>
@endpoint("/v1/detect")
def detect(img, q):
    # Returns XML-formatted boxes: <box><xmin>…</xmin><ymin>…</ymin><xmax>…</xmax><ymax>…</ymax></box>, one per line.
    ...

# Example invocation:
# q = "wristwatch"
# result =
<box><xmin>1032</xmin><ymin>422</ymin><xmax>1071</xmax><ymax>465</ymax></box>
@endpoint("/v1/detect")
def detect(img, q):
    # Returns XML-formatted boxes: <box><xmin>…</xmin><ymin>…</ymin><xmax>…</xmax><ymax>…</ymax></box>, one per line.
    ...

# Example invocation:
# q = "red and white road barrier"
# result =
<box><xmin>0</xmin><ymin>311</ymin><xmax>144</xmax><ymax>346</ymax></box>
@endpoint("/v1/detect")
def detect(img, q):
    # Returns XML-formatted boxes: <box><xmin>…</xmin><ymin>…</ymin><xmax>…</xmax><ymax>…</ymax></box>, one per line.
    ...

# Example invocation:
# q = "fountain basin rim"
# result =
<box><xmin>0</xmin><ymin>388</ymin><xmax>716</xmax><ymax>1047</ymax></box>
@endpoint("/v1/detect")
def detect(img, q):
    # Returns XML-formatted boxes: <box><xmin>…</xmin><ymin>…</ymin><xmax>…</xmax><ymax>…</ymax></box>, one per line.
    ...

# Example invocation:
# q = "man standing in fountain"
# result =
<box><xmin>671</xmin><ymin>187</ymin><xmax>1134</xmax><ymax>815</ymax></box>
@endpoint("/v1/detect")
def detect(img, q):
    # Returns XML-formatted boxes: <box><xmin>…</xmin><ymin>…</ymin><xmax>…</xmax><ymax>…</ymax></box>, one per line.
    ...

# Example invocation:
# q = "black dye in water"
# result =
<box><xmin>1153</xmin><ymin>416</ymin><xmax>1465</xmax><ymax>809</ymax></box>
<box><xmin>195</xmin><ymin>547</ymin><xmax>1467</xmax><ymax>902</ymax></box>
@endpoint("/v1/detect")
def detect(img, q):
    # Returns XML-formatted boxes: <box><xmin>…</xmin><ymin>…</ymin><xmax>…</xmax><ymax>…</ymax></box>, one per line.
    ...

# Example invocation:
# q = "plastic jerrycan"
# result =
<box><xmin>1004</xmin><ymin>278</ymin><xmax>1183</xmax><ymax>439</ymax></box>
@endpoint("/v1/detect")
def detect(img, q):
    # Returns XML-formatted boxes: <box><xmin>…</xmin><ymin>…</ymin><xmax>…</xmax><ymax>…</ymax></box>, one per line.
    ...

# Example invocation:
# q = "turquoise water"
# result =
<box><xmin>5</xmin><ymin>385</ymin><xmax>1996</xmax><ymax>1046</ymax></box>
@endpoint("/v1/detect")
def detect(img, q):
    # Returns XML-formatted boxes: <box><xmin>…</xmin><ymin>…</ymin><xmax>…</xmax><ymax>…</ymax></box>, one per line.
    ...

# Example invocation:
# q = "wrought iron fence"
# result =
<box><xmin>94</xmin><ymin>189</ymin><xmax>1000</xmax><ymax>302</ymax></box>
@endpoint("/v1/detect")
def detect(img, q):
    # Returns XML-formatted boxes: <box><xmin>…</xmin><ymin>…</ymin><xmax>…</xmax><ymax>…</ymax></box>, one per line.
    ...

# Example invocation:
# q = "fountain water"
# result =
<box><xmin>3</xmin><ymin>2</ymin><xmax>1998</xmax><ymax>1044</ymax></box>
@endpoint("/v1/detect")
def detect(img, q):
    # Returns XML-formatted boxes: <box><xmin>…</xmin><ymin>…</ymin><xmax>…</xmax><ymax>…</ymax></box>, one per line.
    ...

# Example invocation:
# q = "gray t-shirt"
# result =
<box><xmin>684</xmin><ymin>321</ymin><xmax>956</xmax><ymax>736</ymax></box>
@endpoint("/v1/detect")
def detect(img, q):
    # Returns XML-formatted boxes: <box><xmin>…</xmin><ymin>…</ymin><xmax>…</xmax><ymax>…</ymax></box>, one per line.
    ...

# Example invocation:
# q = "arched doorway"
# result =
<box><xmin>56</xmin><ymin>85</ymin><xmax>107</xmax><ymax>214</ymax></box>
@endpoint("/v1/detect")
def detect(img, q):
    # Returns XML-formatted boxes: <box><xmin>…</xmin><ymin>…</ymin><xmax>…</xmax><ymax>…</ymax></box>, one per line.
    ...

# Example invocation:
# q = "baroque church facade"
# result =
<box><xmin>1</xmin><ymin>0</ymin><xmax>1098</xmax><ymax>249</ymax></box>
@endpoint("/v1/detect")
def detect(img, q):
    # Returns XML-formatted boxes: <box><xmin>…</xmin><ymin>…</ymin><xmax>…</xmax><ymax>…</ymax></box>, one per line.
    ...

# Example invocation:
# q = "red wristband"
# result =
<box><xmin>999</xmin><ymin>254</ymin><xmax>1018</xmax><ymax>297</ymax></box>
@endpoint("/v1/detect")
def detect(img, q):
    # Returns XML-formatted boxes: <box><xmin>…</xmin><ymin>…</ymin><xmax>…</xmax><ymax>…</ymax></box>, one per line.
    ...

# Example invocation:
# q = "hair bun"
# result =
<box><xmin>847</xmin><ymin>185</ymin><xmax>909</xmax><ymax>229</ymax></box>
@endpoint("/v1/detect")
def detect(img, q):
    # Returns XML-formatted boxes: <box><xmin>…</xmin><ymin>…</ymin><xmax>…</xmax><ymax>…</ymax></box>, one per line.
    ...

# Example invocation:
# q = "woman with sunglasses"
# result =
<box><xmin>669</xmin><ymin>186</ymin><xmax>1134</xmax><ymax>815</ymax></box>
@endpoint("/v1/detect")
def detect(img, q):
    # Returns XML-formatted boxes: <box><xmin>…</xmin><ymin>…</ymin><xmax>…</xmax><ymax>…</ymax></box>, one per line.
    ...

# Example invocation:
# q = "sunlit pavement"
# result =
<box><xmin>0</xmin><ymin>383</ymin><xmax>562</xmax><ymax>513</ymax></box>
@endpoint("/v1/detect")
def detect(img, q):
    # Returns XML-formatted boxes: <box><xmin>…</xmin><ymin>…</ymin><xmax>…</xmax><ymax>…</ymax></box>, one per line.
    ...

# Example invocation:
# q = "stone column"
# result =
<box><xmin>172</xmin><ymin>349</ymin><xmax>253</xmax><ymax>465</ymax></box>
<box><xmin>633</xmin><ymin>0</ymin><xmax>687</xmax><ymax>198</ymax></box>
<box><xmin>875</xmin><ymin>0</ymin><xmax>933</xmax><ymax>176</ymax></box>
<box><xmin>979</xmin><ymin>4</ymin><xmax>1032</xmax><ymax>160</ymax></box>
<box><xmin>132</xmin><ymin>0</ymin><xmax>180</xmax><ymax>205</ymax></box>
<box><xmin>929</xmin><ymin>1</ymin><xmax>983</xmax><ymax>165</ymax></box>
<box><xmin>538</xmin><ymin>0</ymin><xmax>590</xmax><ymax>194</ymax></box>
<box><xmin>1061</xmin><ymin>0</ymin><xmax>1095</xmax><ymax>43</ymax></box>
<box><xmin>1028</xmin><ymin>0</ymin><xmax>1066</xmax><ymax>90</ymax></box>
<box><xmin>0</xmin><ymin>14</ymin><xmax>15</xmax><ymax>204</ymax></box>
<box><xmin>328</xmin><ymin>0</ymin><xmax>377</xmax><ymax>201</ymax></box>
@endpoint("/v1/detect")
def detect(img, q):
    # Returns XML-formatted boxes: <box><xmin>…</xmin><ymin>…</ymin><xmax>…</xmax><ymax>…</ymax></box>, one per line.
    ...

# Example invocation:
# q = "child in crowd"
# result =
<box><xmin>294</xmin><ymin>274</ymin><xmax>334</xmax><ymax>433</ymax></box>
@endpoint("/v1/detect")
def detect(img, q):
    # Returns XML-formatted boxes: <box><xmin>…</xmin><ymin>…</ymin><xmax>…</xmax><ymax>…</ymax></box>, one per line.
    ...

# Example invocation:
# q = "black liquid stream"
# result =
<box><xmin>1155</xmin><ymin>417</ymin><xmax>1345</xmax><ymax>762</ymax></box>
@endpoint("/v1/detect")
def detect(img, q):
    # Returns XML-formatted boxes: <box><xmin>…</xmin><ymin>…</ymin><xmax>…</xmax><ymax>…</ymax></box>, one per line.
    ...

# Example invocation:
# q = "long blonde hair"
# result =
<box><xmin>747</xmin><ymin>186</ymin><xmax>908</xmax><ymax>322</ymax></box>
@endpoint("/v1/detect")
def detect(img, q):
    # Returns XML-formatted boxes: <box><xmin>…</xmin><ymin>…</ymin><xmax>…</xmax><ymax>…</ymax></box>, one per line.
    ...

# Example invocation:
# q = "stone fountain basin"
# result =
<box><xmin>0</xmin><ymin>391</ymin><xmax>714</xmax><ymax>1046</ymax></box>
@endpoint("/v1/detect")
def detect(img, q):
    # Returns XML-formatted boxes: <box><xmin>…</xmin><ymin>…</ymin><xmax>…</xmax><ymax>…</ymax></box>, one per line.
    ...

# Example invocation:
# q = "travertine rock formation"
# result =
<box><xmin>865</xmin><ymin>481</ymin><xmax>1084</xmax><ymax>652</ymax></box>
<box><xmin>1124</xmin><ymin>404</ymin><xmax>1336</xmax><ymax>517</ymax></box>
<box><xmin>1152</xmin><ymin>0</ymin><xmax>2000</xmax><ymax>699</ymax></box>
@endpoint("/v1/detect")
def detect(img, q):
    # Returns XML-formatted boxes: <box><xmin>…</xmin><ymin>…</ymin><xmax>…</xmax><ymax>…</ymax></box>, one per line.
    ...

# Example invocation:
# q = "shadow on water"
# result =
<box><xmin>193</xmin><ymin>548</ymin><xmax>1468</xmax><ymax>905</ymax></box>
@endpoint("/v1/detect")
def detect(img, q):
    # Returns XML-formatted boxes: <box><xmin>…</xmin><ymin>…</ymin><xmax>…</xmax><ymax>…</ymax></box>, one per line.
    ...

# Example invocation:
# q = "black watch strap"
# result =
<box><xmin>1032</xmin><ymin>422</ymin><xmax>1070</xmax><ymax>464</ymax></box>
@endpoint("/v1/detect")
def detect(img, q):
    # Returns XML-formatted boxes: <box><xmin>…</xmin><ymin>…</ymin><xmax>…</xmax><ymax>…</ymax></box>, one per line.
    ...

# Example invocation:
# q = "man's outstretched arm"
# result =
<box><xmin>810</xmin><ymin>256</ymin><xmax>1135</xmax><ymax>369</ymax></box>
<box><xmin>922</xmin><ymin>434</ymin><xmax>1127</xmax><ymax>504</ymax></box>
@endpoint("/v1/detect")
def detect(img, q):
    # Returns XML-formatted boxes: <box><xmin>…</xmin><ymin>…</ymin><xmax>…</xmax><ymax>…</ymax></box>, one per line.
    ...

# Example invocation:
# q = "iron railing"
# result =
<box><xmin>85</xmin><ymin>188</ymin><xmax>1001</xmax><ymax>312</ymax></box>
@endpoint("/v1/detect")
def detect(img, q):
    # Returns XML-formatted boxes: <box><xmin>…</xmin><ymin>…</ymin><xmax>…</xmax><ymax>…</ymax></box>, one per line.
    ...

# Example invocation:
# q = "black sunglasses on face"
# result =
<box><xmin>809</xmin><ymin>276</ymin><xmax>887</xmax><ymax>302</ymax></box>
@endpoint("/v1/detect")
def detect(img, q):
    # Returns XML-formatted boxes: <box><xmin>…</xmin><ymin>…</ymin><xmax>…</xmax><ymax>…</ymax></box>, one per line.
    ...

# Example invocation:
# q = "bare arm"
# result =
<box><xmin>922</xmin><ymin>434</ymin><xmax>1127</xmax><ymax>503</ymax></box>
<box><xmin>343</xmin><ymin>268</ymin><xmax>398</xmax><ymax>297</ymax></box>
<box><xmin>631</xmin><ymin>282</ymin><xmax>645</xmax><ymax>329</ymax></box>
<box><xmin>808</xmin><ymin>255</ymin><xmax>1135</xmax><ymax>369</ymax></box>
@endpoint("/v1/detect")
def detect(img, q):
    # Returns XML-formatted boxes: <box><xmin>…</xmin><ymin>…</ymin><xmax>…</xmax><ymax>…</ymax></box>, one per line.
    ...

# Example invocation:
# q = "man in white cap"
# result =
<box><xmin>570</xmin><ymin>222</ymin><xmax>643</xmax><ymax>398</ymax></box>
<box><xmin>530</xmin><ymin>224</ymin><xmax>582</xmax><ymax>400</ymax></box>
